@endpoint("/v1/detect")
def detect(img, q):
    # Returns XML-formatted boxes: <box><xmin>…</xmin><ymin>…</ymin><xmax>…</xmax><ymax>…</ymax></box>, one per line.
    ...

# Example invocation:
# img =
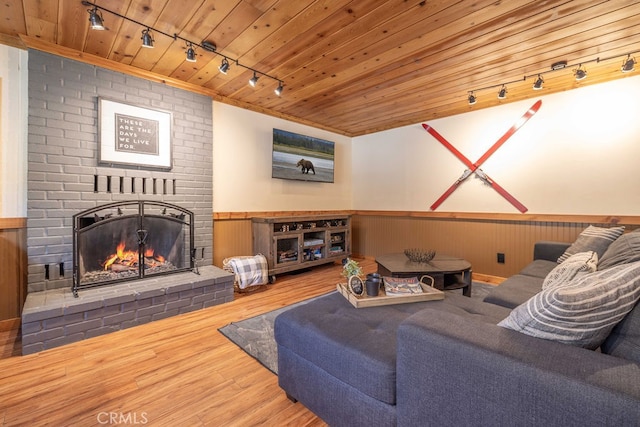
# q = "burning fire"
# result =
<box><xmin>103</xmin><ymin>242</ymin><xmax>166</xmax><ymax>272</ymax></box>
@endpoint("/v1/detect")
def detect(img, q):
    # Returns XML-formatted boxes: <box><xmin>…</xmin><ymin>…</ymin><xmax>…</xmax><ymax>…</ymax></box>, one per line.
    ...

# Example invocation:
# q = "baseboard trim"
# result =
<box><xmin>472</xmin><ymin>273</ymin><xmax>504</xmax><ymax>285</ymax></box>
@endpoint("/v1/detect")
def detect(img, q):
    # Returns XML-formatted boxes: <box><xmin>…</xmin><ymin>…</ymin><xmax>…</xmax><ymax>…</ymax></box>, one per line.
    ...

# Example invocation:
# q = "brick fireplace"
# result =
<box><xmin>22</xmin><ymin>51</ymin><xmax>233</xmax><ymax>354</ymax></box>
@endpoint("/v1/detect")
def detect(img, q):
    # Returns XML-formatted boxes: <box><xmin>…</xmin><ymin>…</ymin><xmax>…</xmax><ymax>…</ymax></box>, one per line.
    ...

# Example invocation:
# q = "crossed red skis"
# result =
<box><xmin>422</xmin><ymin>100</ymin><xmax>541</xmax><ymax>213</ymax></box>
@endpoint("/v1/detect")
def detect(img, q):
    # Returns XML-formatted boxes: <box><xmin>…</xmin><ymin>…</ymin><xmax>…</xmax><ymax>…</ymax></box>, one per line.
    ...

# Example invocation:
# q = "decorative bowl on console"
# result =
<box><xmin>404</xmin><ymin>249</ymin><xmax>436</xmax><ymax>263</ymax></box>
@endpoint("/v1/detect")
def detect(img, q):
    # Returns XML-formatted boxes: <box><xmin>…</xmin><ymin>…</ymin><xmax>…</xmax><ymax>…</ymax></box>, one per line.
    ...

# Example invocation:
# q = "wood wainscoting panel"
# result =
<box><xmin>212</xmin><ymin>219</ymin><xmax>253</xmax><ymax>267</ymax></box>
<box><xmin>0</xmin><ymin>225</ymin><xmax>27</xmax><ymax>321</ymax></box>
<box><xmin>214</xmin><ymin>211</ymin><xmax>640</xmax><ymax>280</ymax></box>
<box><xmin>352</xmin><ymin>215</ymin><xmax>634</xmax><ymax>278</ymax></box>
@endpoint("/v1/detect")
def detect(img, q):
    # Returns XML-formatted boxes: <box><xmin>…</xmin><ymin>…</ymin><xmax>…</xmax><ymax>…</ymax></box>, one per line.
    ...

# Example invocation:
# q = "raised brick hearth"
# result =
<box><xmin>21</xmin><ymin>266</ymin><xmax>233</xmax><ymax>355</ymax></box>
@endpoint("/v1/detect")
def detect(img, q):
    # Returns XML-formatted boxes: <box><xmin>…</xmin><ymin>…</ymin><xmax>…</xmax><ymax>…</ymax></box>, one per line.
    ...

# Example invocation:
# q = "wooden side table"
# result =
<box><xmin>375</xmin><ymin>253</ymin><xmax>472</xmax><ymax>297</ymax></box>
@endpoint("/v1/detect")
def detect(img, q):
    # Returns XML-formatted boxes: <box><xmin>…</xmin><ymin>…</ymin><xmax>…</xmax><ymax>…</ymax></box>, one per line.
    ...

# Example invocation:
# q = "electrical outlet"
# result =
<box><xmin>497</xmin><ymin>253</ymin><xmax>505</xmax><ymax>264</ymax></box>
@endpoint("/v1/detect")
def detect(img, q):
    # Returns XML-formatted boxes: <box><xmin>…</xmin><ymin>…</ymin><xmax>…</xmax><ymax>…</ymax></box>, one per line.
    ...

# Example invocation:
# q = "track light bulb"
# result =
<box><xmin>141</xmin><ymin>29</ymin><xmax>154</xmax><ymax>48</ymax></box>
<box><xmin>468</xmin><ymin>92</ymin><xmax>477</xmax><ymax>105</ymax></box>
<box><xmin>219</xmin><ymin>58</ymin><xmax>230</xmax><ymax>74</ymax></box>
<box><xmin>275</xmin><ymin>82</ymin><xmax>283</xmax><ymax>96</ymax></box>
<box><xmin>573</xmin><ymin>64</ymin><xmax>587</xmax><ymax>81</ymax></box>
<box><xmin>249</xmin><ymin>72</ymin><xmax>259</xmax><ymax>87</ymax></box>
<box><xmin>532</xmin><ymin>75</ymin><xmax>544</xmax><ymax>90</ymax></box>
<box><xmin>497</xmin><ymin>85</ymin><xmax>507</xmax><ymax>99</ymax></box>
<box><xmin>88</xmin><ymin>7</ymin><xmax>105</xmax><ymax>30</ymax></box>
<box><xmin>622</xmin><ymin>55</ymin><xmax>636</xmax><ymax>73</ymax></box>
<box><xmin>186</xmin><ymin>44</ymin><xmax>196</xmax><ymax>62</ymax></box>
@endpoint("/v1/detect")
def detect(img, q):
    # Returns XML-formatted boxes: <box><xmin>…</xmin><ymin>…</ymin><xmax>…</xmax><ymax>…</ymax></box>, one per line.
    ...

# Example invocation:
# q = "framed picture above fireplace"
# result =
<box><xmin>98</xmin><ymin>98</ymin><xmax>172</xmax><ymax>170</ymax></box>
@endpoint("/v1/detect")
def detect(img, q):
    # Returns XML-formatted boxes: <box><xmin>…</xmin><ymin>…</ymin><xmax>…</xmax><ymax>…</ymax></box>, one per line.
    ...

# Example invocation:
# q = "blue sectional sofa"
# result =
<box><xmin>274</xmin><ymin>239</ymin><xmax>640</xmax><ymax>426</ymax></box>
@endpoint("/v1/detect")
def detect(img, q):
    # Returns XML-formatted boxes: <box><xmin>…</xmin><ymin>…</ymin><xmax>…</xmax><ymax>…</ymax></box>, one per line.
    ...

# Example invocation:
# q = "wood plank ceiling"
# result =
<box><xmin>2</xmin><ymin>0</ymin><xmax>640</xmax><ymax>136</ymax></box>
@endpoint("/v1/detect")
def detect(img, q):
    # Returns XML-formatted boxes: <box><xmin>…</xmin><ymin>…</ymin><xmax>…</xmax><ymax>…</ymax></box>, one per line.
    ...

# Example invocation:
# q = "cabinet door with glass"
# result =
<box><xmin>274</xmin><ymin>234</ymin><xmax>301</xmax><ymax>267</ymax></box>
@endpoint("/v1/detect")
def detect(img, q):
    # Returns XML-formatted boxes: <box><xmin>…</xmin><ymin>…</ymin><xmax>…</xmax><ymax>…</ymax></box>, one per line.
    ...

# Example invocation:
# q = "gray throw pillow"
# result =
<box><xmin>598</xmin><ymin>229</ymin><xmax>640</xmax><ymax>270</ymax></box>
<box><xmin>498</xmin><ymin>261</ymin><xmax>640</xmax><ymax>349</ymax></box>
<box><xmin>557</xmin><ymin>225</ymin><xmax>624</xmax><ymax>263</ymax></box>
<box><xmin>542</xmin><ymin>251</ymin><xmax>597</xmax><ymax>290</ymax></box>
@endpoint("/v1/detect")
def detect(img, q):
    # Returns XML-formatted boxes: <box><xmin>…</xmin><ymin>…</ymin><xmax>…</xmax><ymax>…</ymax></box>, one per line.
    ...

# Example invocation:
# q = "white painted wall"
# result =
<box><xmin>0</xmin><ymin>45</ymin><xmax>28</xmax><ymax>217</ymax></box>
<box><xmin>353</xmin><ymin>75</ymin><xmax>640</xmax><ymax>215</ymax></box>
<box><xmin>6</xmin><ymin>43</ymin><xmax>640</xmax><ymax>217</ymax></box>
<box><xmin>213</xmin><ymin>102</ymin><xmax>352</xmax><ymax>212</ymax></box>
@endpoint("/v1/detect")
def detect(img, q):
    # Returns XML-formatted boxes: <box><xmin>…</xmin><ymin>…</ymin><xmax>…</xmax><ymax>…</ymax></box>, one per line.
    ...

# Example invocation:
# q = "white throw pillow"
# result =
<box><xmin>542</xmin><ymin>251</ymin><xmax>598</xmax><ymax>290</ymax></box>
<box><xmin>499</xmin><ymin>261</ymin><xmax>640</xmax><ymax>349</ymax></box>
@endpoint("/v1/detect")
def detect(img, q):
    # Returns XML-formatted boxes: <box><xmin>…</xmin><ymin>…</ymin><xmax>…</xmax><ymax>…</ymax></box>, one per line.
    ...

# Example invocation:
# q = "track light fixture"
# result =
<box><xmin>622</xmin><ymin>55</ymin><xmax>636</xmax><ymax>73</ymax></box>
<box><xmin>249</xmin><ymin>71</ymin><xmax>259</xmax><ymax>87</ymax></box>
<box><xmin>466</xmin><ymin>51</ymin><xmax>638</xmax><ymax>105</ymax></box>
<box><xmin>274</xmin><ymin>81</ymin><xmax>284</xmax><ymax>96</ymax></box>
<box><xmin>81</xmin><ymin>1</ymin><xmax>283</xmax><ymax>96</ymax></box>
<box><xmin>185</xmin><ymin>43</ymin><xmax>196</xmax><ymax>62</ymax></box>
<box><xmin>532</xmin><ymin>75</ymin><xmax>544</xmax><ymax>90</ymax></box>
<box><xmin>497</xmin><ymin>85</ymin><xmax>507</xmax><ymax>99</ymax></box>
<box><xmin>201</xmin><ymin>41</ymin><xmax>216</xmax><ymax>52</ymax></box>
<box><xmin>141</xmin><ymin>28</ymin><xmax>154</xmax><ymax>48</ymax></box>
<box><xmin>88</xmin><ymin>6</ymin><xmax>105</xmax><ymax>30</ymax></box>
<box><xmin>218</xmin><ymin>58</ymin><xmax>230</xmax><ymax>74</ymax></box>
<box><xmin>573</xmin><ymin>64</ymin><xmax>587</xmax><ymax>81</ymax></box>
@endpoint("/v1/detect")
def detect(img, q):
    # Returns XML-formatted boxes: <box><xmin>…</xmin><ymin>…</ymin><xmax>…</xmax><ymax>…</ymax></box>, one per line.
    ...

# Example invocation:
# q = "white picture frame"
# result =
<box><xmin>98</xmin><ymin>98</ymin><xmax>172</xmax><ymax>170</ymax></box>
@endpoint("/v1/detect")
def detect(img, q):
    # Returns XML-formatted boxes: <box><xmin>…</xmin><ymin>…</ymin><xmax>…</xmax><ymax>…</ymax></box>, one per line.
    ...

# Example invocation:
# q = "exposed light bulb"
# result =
<box><xmin>249</xmin><ymin>72</ymin><xmax>259</xmax><ymax>87</ymax></box>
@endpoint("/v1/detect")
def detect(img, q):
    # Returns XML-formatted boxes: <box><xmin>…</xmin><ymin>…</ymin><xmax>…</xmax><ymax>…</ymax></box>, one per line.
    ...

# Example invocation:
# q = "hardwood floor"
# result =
<box><xmin>0</xmin><ymin>258</ymin><xmax>379</xmax><ymax>426</ymax></box>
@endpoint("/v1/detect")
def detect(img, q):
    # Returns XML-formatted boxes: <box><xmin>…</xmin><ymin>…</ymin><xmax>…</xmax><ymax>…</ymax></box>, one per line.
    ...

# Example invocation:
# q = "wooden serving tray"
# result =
<box><xmin>336</xmin><ymin>281</ymin><xmax>444</xmax><ymax>308</ymax></box>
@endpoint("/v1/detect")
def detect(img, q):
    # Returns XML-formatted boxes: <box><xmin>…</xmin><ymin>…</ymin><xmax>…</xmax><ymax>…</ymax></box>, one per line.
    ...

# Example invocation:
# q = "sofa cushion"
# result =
<box><xmin>483</xmin><ymin>274</ymin><xmax>543</xmax><ymax>309</ymax></box>
<box><xmin>275</xmin><ymin>292</ymin><xmax>428</xmax><ymax>405</ymax></box>
<box><xmin>542</xmin><ymin>251</ymin><xmax>598</xmax><ymax>290</ymax></box>
<box><xmin>407</xmin><ymin>292</ymin><xmax>510</xmax><ymax>324</ymax></box>
<box><xmin>498</xmin><ymin>261</ymin><xmax>640</xmax><ymax>349</ymax></box>
<box><xmin>557</xmin><ymin>225</ymin><xmax>624</xmax><ymax>263</ymax></box>
<box><xmin>599</xmin><ymin>229</ymin><xmax>640</xmax><ymax>270</ymax></box>
<box><xmin>519</xmin><ymin>259</ymin><xmax>559</xmax><ymax>279</ymax></box>
<box><xmin>601</xmin><ymin>300</ymin><xmax>640</xmax><ymax>363</ymax></box>
<box><xmin>274</xmin><ymin>292</ymin><xmax>507</xmax><ymax>406</ymax></box>
<box><xmin>533</xmin><ymin>241</ymin><xmax>571</xmax><ymax>262</ymax></box>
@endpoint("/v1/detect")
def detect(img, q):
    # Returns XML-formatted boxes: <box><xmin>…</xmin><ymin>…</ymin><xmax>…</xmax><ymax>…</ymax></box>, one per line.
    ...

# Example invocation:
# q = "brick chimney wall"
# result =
<box><xmin>27</xmin><ymin>51</ymin><xmax>214</xmax><ymax>293</ymax></box>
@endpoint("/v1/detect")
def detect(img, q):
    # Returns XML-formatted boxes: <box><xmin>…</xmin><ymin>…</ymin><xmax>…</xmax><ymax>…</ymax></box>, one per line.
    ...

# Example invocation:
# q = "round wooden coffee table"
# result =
<box><xmin>375</xmin><ymin>253</ymin><xmax>472</xmax><ymax>296</ymax></box>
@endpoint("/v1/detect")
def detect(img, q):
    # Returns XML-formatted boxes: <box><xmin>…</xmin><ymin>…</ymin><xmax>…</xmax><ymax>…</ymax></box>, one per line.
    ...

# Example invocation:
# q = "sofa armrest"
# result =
<box><xmin>396</xmin><ymin>309</ymin><xmax>640</xmax><ymax>426</ymax></box>
<box><xmin>533</xmin><ymin>240</ymin><xmax>570</xmax><ymax>262</ymax></box>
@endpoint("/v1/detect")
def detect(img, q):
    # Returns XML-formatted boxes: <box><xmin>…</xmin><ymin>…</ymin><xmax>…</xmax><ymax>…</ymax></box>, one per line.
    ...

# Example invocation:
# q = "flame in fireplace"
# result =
<box><xmin>144</xmin><ymin>247</ymin><xmax>165</xmax><ymax>263</ymax></box>
<box><xmin>102</xmin><ymin>242</ymin><xmax>166</xmax><ymax>271</ymax></box>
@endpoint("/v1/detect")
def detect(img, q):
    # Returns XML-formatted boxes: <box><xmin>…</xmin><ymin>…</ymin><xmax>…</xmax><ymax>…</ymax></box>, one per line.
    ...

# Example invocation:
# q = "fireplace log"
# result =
<box><xmin>110</xmin><ymin>263</ymin><xmax>136</xmax><ymax>272</ymax></box>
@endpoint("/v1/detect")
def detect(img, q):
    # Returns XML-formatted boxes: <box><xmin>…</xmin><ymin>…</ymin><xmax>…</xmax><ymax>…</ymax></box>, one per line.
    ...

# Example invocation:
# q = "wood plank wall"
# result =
<box><xmin>213</xmin><ymin>211</ymin><xmax>640</xmax><ymax>281</ymax></box>
<box><xmin>212</xmin><ymin>219</ymin><xmax>253</xmax><ymax>267</ymax></box>
<box><xmin>0</xmin><ymin>219</ymin><xmax>27</xmax><ymax>322</ymax></box>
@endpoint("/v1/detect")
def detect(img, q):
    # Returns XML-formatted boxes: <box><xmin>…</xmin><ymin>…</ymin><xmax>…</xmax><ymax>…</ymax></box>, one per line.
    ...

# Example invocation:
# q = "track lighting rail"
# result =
<box><xmin>467</xmin><ymin>51</ymin><xmax>638</xmax><ymax>104</ymax></box>
<box><xmin>81</xmin><ymin>1</ymin><xmax>284</xmax><ymax>95</ymax></box>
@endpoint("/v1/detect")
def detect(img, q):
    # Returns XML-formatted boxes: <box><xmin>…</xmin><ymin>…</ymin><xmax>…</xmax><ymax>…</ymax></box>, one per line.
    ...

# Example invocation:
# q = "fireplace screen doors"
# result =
<box><xmin>73</xmin><ymin>201</ymin><xmax>194</xmax><ymax>296</ymax></box>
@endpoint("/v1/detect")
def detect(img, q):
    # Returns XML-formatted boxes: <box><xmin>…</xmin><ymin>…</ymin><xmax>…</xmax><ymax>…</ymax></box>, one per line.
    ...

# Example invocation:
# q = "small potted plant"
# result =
<box><xmin>342</xmin><ymin>258</ymin><xmax>363</xmax><ymax>279</ymax></box>
<box><xmin>342</xmin><ymin>258</ymin><xmax>364</xmax><ymax>295</ymax></box>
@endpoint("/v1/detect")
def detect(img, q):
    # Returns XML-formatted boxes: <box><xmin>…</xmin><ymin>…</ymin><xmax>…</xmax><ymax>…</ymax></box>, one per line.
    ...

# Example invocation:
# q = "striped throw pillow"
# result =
<box><xmin>557</xmin><ymin>225</ymin><xmax>624</xmax><ymax>264</ymax></box>
<box><xmin>499</xmin><ymin>261</ymin><xmax>640</xmax><ymax>349</ymax></box>
<box><xmin>542</xmin><ymin>251</ymin><xmax>598</xmax><ymax>290</ymax></box>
